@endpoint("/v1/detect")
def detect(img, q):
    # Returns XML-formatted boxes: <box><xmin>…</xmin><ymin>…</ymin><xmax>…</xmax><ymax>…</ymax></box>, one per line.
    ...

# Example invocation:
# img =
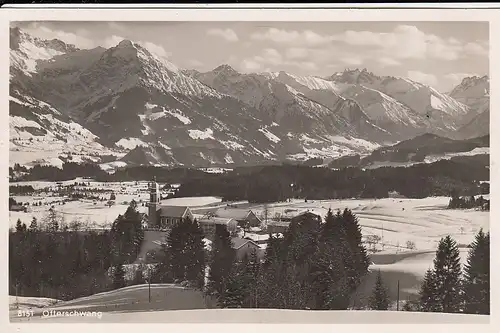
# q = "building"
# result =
<box><xmin>198</xmin><ymin>217</ymin><xmax>238</xmax><ymax>239</ymax></box>
<box><xmin>231</xmin><ymin>237</ymin><xmax>262</xmax><ymax>261</ymax></box>
<box><xmin>266</xmin><ymin>221</ymin><xmax>290</xmax><ymax>234</ymax></box>
<box><xmin>290</xmin><ymin>211</ymin><xmax>323</xmax><ymax>223</ymax></box>
<box><xmin>147</xmin><ymin>178</ymin><xmax>193</xmax><ymax>229</ymax></box>
<box><xmin>215</xmin><ymin>207</ymin><xmax>262</xmax><ymax>228</ymax></box>
<box><xmin>9</xmin><ymin>204</ymin><xmax>27</xmax><ymax>212</ymax></box>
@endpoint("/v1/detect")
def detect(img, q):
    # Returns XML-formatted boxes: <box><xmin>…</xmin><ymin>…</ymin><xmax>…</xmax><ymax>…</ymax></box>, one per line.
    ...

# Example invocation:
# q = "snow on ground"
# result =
<box><xmin>164</xmin><ymin>108</ymin><xmax>191</xmax><ymax>125</ymax></box>
<box><xmin>219</xmin><ymin>139</ymin><xmax>245</xmax><ymax>150</ymax></box>
<box><xmin>11</xmin><ymin>308</ymin><xmax>489</xmax><ymax>324</ymax></box>
<box><xmin>160</xmin><ymin>196</ymin><xmax>222</xmax><ymax>207</ymax></box>
<box><xmin>424</xmin><ymin>147</ymin><xmax>490</xmax><ymax>163</ymax></box>
<box><xmin>99</xmin><ymin>161</ymin><xmax>128</xmax><ymax>171</ymax></box>
<box><xmin>188</xmin><ymin>128</ymin><xmax>214</xmax><ymax>140</ymax></box>
<box><xmin>258</xmin><ymin>127</ymin><xmax>281</xmax><ymax>143</ymax></box>
<box><xmin>244</xmin><ymin>196</ymin><xmax>488</xmax><ymax>303</ymax></box>
<box><xmin>9</xmin><ymin>296</ymin><xmax>60</xmax><ymax>310</ymax></box>
<box><xmin>115</xmin><ymin>137</ymin><xmax>148</xmax><ymax>150</ymax></box>
<box><xmin>251</xmin><ymin>196</ymin><xmax>488</xmax><ymax>252</ymax></box>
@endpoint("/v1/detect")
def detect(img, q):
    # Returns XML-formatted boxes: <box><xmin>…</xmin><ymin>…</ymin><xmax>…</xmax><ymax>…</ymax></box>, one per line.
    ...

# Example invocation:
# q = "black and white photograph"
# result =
<box><xmin>5</xmin><ymin>6</ymin><xmax>494</xmax><ymax>326</ymax></box>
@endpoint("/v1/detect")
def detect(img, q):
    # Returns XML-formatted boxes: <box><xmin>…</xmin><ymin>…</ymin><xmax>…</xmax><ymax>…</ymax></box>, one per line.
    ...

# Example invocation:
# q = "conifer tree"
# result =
<box><xmin>463</xmin><ymin>229</ymin><xmax>490</xmax><ymax>314</ymax></box>
<box><xmin>207</xmin><ymin>224</ymin><xmax>235</xmax><ymax>296</ymax></box>
<box><xmin>418</xmin><ymin>269</ymin><xmax>439</xmax><ymax>312</ymax></box>
<box><xmin>29</xmin><ymin>217</ymin><xmax>38</xmax><ymax>232</ymax></box>
<box><xmin>184</xmin><ymin>218</ymin><xmax>206</xmax><ymax>289</ymax></box>
<box><xmin>342</xmin><ymin>208</ymin><xmax>370</xmax><ymax>278</ymax></box>
<box><xmin>368</xmin><ymin>270</ymin><xmax>390</xmax><ymax>310</ymax></box>
<box><xmin>244</xmin><ymin>249</ymin><xmax>261</xmax><ymax>307</ymax></box>
<box><xmin>164</xmin><ymin>219</ymin><xmax>187</xmax><ymax>281</ymax></box>
<box><xmin>16</xmin><ymin>219</ymin><xmax>23</xmax><ymax>233</ymax></box>
<box><xmin>218</xmin><ymin>264</ymin><xmax>246</xmax><ymax>308</ymax></box>
<box><xmin>433</xmin><ymin>235</ymin><xmax>462</xmax><ymax>313</ymax></box>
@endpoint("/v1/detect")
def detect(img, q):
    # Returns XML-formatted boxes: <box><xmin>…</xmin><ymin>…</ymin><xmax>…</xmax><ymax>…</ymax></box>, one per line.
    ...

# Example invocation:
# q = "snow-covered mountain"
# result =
<box><xmin>10</xmin><ymin>28</ymin><xmax>484</xmax><ymax>169</ymax></box>
<box><xmin>9</xmin><ymin>28</ymin><xmax>381</xmax><ymax>168</ymax></box>
<box><xmin>326</xmin><ymin>68</ymin><xmax>472</xmax><ymax>132</ymax></box>
<box><xmin>448</xmin><ymin>75</ymin><xmax>489</xmax><ymax>139</ymax></box>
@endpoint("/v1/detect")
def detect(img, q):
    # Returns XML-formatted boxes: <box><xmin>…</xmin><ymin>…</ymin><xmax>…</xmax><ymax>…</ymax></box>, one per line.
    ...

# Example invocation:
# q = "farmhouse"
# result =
<box><xmin>266</xmin><ymin>221</ymin><xmax>290</xmax><ymax>234</ymax></box>
<box><xmin>9</xmin><ymin>204</ymin><xmax>27</xmax><ymax>213</ymax></box>
<box><xmin>147</xmin><ymin>179</ymin><xmax>194</xmax><ymax>229</ymax></box>
<box><xmin>215</xmin><ymin>207</ymin><xmax>262</xmax><ymax>228</ymax></box>
<box><xmin>231</xmin><ymin>237</ymin><xmax>262</xmax><ymax>260</ymax></box>
<box><xmin>198</xmin><ymin>217</ymin><xmax>238</xmax><ymax>239</ymax></box>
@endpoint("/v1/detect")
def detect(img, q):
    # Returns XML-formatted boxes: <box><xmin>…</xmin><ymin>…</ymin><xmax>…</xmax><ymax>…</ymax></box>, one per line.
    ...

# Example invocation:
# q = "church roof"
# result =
<box><xmin>159</xmin><ymin>206</ymin><xmax>189</xmax><ymax>218</ymax></box>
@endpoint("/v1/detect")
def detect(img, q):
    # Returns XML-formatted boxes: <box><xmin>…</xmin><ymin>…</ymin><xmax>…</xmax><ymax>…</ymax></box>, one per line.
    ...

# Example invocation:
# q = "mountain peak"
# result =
<box><xmin>117</xmin><ymin>39</ymin><xmax>135</xmax><ymax>48</ymax></box>
<box><xmin>213</xmin><ymin>64</ymin><xmax>238</xmax><ymax>74</ymax></box>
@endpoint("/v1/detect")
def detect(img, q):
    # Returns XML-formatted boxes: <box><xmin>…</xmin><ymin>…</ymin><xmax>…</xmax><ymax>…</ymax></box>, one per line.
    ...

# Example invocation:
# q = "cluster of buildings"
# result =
<box><xmin>143</xmin><ymin>179</ymin><xmax>325</xmax><ymax>261</ymax></box>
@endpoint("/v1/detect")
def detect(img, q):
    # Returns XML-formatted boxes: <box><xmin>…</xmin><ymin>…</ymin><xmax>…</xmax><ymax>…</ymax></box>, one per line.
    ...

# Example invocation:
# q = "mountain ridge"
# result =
<box><xmin>9</xmin><ymin>28</ymin><xmax>488</xmax><ymax>170</ymax></box>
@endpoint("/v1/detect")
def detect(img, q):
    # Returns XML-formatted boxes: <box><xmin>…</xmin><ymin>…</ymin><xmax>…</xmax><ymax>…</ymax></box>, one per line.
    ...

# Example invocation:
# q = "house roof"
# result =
<box><xmin>159</xmin><ymin>205</ymin><xmax>189</xmax><ymax>218</ymax></box>
<box><xmin>267</xmin><ymin>221</ymin><xmax>290</xmax><ymax>227</ymax></box>
<box><xmin>231</xmin><ymin>237</ymin><xmax>259</xmax><ymax>250</ymax></box>
<box><xmin>198</xmin><ymin>217</ymin><xmax>237</xmax><ymax>226</ymax></box>
<box><xmin>215</xmin><ymin>208</ymin><xmax>252</xmax><ymax>220</ymax></box>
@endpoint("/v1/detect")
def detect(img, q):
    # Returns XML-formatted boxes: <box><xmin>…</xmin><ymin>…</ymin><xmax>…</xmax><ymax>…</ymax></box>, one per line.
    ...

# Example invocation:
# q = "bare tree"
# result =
<box><xmin>406</xmin><ymin>240</ymin><xmax>416</xmax><ymax>250</ymax></box>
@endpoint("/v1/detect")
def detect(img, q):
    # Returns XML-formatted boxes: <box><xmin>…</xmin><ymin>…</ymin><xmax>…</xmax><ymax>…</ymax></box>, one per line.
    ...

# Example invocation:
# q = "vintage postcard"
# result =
<box><xmin>2</xmin><ymin>4</ymin><xmax>497</xmax><ymax>332</ymax></box>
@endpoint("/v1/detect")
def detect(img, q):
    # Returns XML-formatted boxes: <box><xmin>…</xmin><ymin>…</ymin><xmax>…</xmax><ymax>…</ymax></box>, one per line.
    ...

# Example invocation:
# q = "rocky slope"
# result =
<box><xmin>10</xmin><ymin>28</ymin><xmax>486</xmax><ymax>169</ymax></box>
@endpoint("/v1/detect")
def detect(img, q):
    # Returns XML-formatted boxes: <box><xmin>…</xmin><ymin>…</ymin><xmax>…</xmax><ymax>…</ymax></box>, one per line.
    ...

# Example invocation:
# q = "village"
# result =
<box><xmin>9</xmin><ymin>177</ymin><xmax>331</xmax><ymax>264</ymax></box>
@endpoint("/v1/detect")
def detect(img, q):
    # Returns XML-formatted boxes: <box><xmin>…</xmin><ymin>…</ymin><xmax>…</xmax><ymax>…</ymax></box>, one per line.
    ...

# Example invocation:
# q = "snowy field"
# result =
<box><xmin>241</xmin><ymin>196</ymin><xmax>489</xmax><ymax>304</ymax></box>
<box><xmin>247</xmin><ymin>196</ymin><xmax>489</xmax><ymax>253</ymax></box>
<box><xmin>9</xmin><ymin>180</ymin><xmax>489</xmax><ymax>305</ymax></box>
<box><xmin>9</xmin><ymin>296</ymin><xmax>60</xmax><ymax>310</ymax></box>
<box><xmin>10</xmin><ymin>178</ymin><xmax>222</xmax><ymax>228</ymax></box>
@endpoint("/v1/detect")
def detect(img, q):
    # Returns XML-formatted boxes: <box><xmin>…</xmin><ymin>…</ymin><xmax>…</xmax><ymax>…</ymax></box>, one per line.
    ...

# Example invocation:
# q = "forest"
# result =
<box><xmin>10</xmin><ymin>158</ymin><xmax>489</xmax><ymax>203</ymax></box>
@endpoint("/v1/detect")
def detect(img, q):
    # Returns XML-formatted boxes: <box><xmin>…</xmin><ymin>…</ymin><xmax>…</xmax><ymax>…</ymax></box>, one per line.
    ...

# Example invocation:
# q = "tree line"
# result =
<box><xmin>9</xmin><ymin>201</ymin><xmax>144</xmax><ymax>301</ymax></box>
<box><xmin>176</xmin><ymin>160</ymin><xmax>488</xmax><ymax>202</ymax></box>
<box><xmin>448</xmin><ymin>194</ymin><xmax>490</xmax><ymax>211</ymax></box>
<box><xmin>368</xmin><ymin>231</ymin><xmax>490</xmax><ymax>314</ymax></box>
<box><xmin>11</xmin><ymin>158</ymin><xmax>488</xmax><ymax>204</ymax></box>
<box><xmin>148</xmin><ymin>208</ymin><xmax>370</xmax><ymax>309</ymax></box>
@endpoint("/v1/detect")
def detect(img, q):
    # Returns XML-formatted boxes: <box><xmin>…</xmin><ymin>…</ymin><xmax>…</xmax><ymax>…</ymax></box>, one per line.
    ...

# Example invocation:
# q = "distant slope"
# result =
<box><xmin>328</xmin><ymin>133</ymin><xmax>489</xmax><ymax>169</ymax></box>
<box><xmin>456</xmin><ymin>108</ymin><xmax>490</xmax><ymax>140</ymax></box>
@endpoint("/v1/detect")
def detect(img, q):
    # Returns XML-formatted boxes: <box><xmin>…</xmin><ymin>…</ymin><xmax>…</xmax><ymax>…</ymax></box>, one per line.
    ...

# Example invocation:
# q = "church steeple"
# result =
<box><xmin>148</xmin><ymin>177</ymin><xmax>160</xmax><ymax>228</ymax></box>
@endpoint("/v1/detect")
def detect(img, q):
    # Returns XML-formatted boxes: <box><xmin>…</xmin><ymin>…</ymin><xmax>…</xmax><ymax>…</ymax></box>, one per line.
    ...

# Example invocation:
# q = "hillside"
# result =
<box><xmin>328</xmin><ymin>133</ymin><xmax>489</xmax><ymax>169</ymax></box>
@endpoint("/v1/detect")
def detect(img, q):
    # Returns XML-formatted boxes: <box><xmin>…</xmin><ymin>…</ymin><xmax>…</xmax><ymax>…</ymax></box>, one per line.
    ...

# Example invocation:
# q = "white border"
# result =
<box><xmin>1</xmin><ymin>4</ymin><xmax>497</xmax><ymax>333</ymax></box>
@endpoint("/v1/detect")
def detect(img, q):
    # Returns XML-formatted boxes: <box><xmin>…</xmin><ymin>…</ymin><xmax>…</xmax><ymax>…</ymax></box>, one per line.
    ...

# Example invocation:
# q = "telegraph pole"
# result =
<box><xmin>148</xmin><ymin>266</ymin><xmax>151</xmax><ymax>303</ymax></box>
<box><xmin>396</xmin><ymin>280</ymin><xmax>400</xmax><ymax>311</ymax></box>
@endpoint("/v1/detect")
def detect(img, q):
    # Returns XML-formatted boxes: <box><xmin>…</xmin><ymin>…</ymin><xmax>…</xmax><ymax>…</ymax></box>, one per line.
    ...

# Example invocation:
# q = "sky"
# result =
<box><xmin>13</xmin><ymin>21</ymin><xmax>489</xmax><ymax>92</ymax></box>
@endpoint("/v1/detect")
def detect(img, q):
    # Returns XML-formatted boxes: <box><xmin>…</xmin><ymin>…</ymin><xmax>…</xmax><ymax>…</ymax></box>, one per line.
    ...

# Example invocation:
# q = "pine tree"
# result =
<box><xmin>218</xmin><ymin>265</ymin><xmax>246</xmax><ymax>308</ymax></box>
<box><xmin>207</xmin><ymin>224</ymin><xmax>235</xmax><ymax>296</ymax></box>
<box><xmin>112</xmin><ymin>264</ymin><xmax>126</xmax><ymax>289</ymax></box>
<box><xmin>243</xmin><ymin>249</ymin><xmax>261</xmax><ymax>307</ymax></box>
<box><xmin>368</xmin><ymin>270</ymin><xmax>390</xmax><ymax>310</ymax></box>
<box><xmin>184</xmin><ymin>218</ymin><xmax>206</xmax><ymax>289</ymax></box>
<box><xmin>29</xmin><ymin>217</ymin><xmax>38</xmax><ymax>232</ymax></box>
<box><xmin>463</xmin><ymin>229</ymin><xmax>490</xmax><ymax>314</ymax></box>
<box><xmin>418</xmin><ymin>269</ymin><xmax>439</xmax><ymax>312</ymax></box>
<box><xmin>16</xmin><ymin>219</ymin><xmax>23</xmax><ymax>233</ymax></box>
<box><xmin>45</xmin><ymin>207</ymin><xmax>59</xmax><ymax>232</ymax></box>
<box><xmin>164</xmin><ymin>219</ymin><xmax>187</xmax><ymax>282</ymax></box>
<box><xmin>433</xmin><ymin>235</ymin><xmax>462</xmax><ymax>313</ymax></box>
<box><xmin>342</xmin><ymin>209</ymin><xmax>370</xmax><ymax>278</ymax></box>
<box><xmin>309</xmin><ymin>241</ymin><xmax>349</xmax><ymax>310</ymax></box>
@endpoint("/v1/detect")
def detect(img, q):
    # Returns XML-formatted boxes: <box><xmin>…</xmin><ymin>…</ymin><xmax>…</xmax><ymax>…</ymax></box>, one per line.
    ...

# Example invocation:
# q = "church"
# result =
<box><xmin>147</xmin><ymin>178</ymin><xmax>194</xmax><ymax>230</ymax></box>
